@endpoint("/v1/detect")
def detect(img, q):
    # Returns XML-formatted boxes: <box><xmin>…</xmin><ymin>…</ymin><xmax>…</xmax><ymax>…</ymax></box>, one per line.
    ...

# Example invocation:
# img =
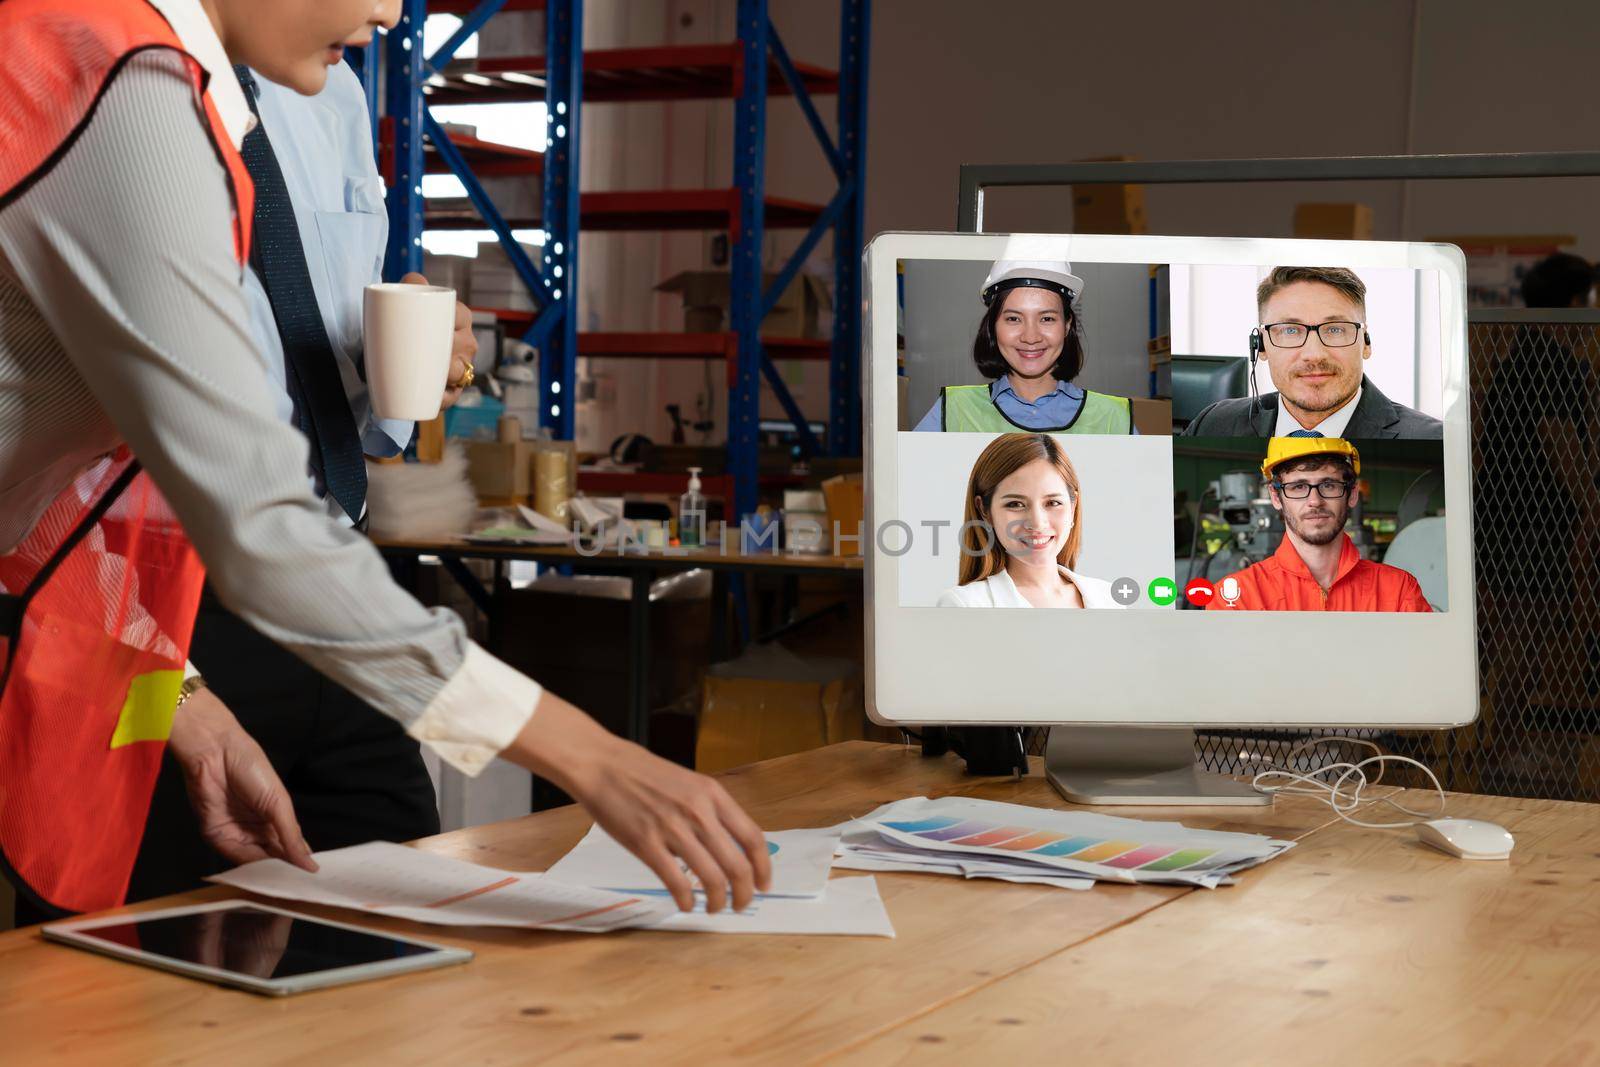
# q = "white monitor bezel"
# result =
<box><xmin>865</xmin><ymin>232</ymin><xmax>1475</xmax><ymax>731</ymax></box>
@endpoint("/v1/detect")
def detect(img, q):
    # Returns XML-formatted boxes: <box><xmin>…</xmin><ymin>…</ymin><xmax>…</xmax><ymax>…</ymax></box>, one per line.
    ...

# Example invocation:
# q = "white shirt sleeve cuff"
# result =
<box><xmin>406</xmin><ymin>642</ymin><xmax>541</xmax><ymax>777</ymax></box>
<box><xmin>183</xmin><ymin>659</ymin><xmax>202</xmax><ymax>681</ymax></box>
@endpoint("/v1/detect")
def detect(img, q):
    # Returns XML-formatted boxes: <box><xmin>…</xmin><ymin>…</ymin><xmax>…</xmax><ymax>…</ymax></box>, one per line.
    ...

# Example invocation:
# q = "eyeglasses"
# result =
<box><xmin>1262</xmin><ymin>321</ymin><xmax>1364</xmax><ymax>348</ymax></box>
<box><xmin>1272</xmin><ymin>478</ymin><xmax>1354</xmax><ymax>500</ymax></box>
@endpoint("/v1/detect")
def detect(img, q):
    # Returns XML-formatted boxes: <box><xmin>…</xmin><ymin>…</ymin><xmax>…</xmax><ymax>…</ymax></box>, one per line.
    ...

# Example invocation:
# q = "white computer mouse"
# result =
<box><xmin>1415</xmin><ymin>818</ymin><xmax>1514</xmax><ymax>860</ymax></box>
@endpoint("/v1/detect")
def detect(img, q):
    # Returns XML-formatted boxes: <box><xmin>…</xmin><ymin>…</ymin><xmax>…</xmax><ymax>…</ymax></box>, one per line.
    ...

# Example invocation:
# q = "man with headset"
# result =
<box><xmin>1181</xmin><ymin>266</ymin><xmax>1442</xmax><ymax>439</ymax></box>
<box><xmin>1208</xmin><ymin>437</ymin><xmax>1433</xmax><ymax>612</ymax></box>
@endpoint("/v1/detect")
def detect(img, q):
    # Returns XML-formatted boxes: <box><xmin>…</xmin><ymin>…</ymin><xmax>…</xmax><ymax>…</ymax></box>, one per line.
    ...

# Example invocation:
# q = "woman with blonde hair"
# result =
<box><xmin>938</xmin><ymin>434</ymin><xmax>1124</xmax><ymax>609</ymax></box>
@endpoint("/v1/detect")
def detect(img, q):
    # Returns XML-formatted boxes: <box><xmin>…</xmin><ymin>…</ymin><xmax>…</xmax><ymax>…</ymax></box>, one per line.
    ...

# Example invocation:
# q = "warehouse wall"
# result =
<box><xmin>843</xmin><ymin>0</ymin><xmax>1600</xmax><ymax>249</ymax></box>
<box><xmin>546</xmin><ymin>0</ymin><xmax>1600</xmax><ymax>446</ymax></box>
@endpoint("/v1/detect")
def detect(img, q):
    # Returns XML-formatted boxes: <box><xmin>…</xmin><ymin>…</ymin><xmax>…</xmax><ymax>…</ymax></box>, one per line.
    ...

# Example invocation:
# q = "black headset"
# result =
<box><xmin>1247</xmin><ymin>328</ymin><xmax>1263</xmax><ymax>413</ymax></box>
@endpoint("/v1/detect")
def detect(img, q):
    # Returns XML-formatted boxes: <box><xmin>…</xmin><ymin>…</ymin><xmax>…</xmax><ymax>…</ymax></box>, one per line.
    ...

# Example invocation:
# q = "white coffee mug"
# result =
<box><xmin>363</xmin><ymin>282</ymin><xmax>457</xmax><ymax>421</ymax></box>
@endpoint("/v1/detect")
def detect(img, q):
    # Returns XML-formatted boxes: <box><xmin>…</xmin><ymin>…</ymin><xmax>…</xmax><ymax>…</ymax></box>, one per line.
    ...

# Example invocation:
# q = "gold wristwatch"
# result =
<box><xmin>175</xmin><ymin>675</ymin><xmax>209</xmax><ymax>709</ymax></box>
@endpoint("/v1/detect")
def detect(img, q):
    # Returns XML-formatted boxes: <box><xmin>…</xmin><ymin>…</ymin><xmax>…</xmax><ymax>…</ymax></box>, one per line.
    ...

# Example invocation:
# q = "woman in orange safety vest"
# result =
<box><xmin>0</xmin><ymin>0</ymin><xmax>769</xmax><ymax>920</ymax></box>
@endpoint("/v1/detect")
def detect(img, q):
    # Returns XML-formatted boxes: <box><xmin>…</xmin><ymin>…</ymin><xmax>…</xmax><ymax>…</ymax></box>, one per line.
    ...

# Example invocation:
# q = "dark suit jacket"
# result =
<box><xmin>1179</xmin><ymin>375</ymin><xmax>1442</xmax><ymax>439</ymax></box>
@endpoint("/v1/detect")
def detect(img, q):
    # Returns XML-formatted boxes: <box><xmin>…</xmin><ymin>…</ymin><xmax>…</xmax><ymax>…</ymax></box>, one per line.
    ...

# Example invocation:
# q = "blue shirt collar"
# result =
<box><xmin>990</xmin><ymin>376</ymin><xmax>1084</xmax><ymax>407</ymax></box>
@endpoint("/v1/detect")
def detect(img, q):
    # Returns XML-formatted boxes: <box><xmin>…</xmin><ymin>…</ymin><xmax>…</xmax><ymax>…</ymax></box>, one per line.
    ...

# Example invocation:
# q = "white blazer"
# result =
<box><xmin>937</xmin><ymin>566</ymin><xmax>1125</xmax><ymax>609</ymax></box>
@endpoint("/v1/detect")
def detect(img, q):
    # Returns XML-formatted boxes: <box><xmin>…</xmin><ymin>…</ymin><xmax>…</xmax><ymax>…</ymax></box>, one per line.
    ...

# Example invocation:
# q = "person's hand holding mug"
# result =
<box><xmin>363</xmin><ymin>279</ymin><xmax>463</xmax><ymax>421</ymax></box>
<box><xmin>399</xmin><ymin>271</ymin><xmax>476</xmax><ymax>409</ymax></box>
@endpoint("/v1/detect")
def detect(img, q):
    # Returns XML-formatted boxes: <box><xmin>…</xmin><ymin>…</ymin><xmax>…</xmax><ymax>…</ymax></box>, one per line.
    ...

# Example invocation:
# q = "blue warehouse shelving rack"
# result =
<box><xmin>369</xmin><ymin>0</ymin><xmax>870</xmax><ymax>519</ymax></box>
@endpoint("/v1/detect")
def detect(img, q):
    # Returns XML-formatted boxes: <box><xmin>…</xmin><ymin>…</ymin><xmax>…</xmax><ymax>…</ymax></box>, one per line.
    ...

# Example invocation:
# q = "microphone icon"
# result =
<box><xmin>1220</xmin><ymin>576</ymin><xmax>1241</xmax><ymax>607</ymax></box>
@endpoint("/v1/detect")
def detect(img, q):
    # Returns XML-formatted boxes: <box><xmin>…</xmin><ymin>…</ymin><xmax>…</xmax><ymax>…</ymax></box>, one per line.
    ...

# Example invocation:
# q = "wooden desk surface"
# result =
<box><xmin>6</xmin><ymin>744</ymin><xmax>1593</xmax><ymax>1066</ymax></box>
<box><xmin>832</xmin><ymin>789</ymin><xmax>1600</xmax><ymax>1066</ymax></box>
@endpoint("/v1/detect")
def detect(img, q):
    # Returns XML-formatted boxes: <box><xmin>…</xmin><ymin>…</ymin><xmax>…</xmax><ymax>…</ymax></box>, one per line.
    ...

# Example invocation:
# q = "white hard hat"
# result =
<box><xmin>981</xmin><ymin>260</ymin><xmax>1085</xmax><ymax>306</ymax></box>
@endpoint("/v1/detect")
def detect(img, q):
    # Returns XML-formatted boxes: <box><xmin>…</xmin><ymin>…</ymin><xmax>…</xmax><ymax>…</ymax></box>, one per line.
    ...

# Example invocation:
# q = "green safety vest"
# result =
<box><xmin>941</xmin><ymin>384</ymin><xmax>1134</xmax><ymax>434</ymax></box>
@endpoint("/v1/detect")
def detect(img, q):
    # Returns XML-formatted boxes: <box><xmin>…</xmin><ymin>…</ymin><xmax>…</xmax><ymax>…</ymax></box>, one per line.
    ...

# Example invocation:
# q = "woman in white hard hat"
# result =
<box><xmin>937</xmin><ymin>434</ymin><xmax>1125</xmax><ymax>609</ymax></box>
<box><xmin>913</xmin><ymin>256</ymin><xmax>1135</xmax><ymax>434</ymax></box>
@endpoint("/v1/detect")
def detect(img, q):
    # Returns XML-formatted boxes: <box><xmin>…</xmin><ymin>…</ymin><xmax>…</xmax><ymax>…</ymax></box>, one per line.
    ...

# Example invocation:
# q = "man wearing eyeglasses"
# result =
<box><xmin>1208</xmin><ymin>438</ymin><xmax>1433</xmax><ymax>612</ymax></box>
<box><xmin>1181</xmin><ymin>266</ymin><xmax>1443</xmax><ymax>438</ymax></box>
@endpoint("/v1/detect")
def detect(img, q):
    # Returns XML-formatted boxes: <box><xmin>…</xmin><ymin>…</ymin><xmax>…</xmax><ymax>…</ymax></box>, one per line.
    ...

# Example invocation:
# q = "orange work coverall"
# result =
<box><xmin>1209</xmin><ymin>532</ymin><xmax>1433</xmax><ymax>612</ymax></box>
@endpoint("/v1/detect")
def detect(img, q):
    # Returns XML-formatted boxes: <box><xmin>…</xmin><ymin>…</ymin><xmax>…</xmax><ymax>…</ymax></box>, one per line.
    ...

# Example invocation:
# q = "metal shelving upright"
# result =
<box><xmin>375</xmin><ymin>0</ymin><xmax>869</xmax><ymax>518</ymax></box>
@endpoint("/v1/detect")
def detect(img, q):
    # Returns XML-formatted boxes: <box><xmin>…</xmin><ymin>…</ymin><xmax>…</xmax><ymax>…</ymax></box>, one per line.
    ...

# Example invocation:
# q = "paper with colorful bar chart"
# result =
<box><xmin>544</xmin><ymin>824</ymin><xmax>839</xmax><ymax>900</ymax></box>
<box><xmin>838</xmin><ymin>796</ymin><xmax>1294</xmax><ymax>889</ymax></box>
<box><xmin>209</xmin><ymin>841</ymin><xmax>674</xmax><ymax>932</ymax></box>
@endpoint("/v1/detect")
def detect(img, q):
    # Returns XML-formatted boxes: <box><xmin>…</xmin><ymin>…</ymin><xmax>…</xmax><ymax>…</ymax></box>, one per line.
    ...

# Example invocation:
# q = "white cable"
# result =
<box><xmin>1245</xmin><ymin>737</ymin><xmax>1447</xmax><ymax>829</ymax></box>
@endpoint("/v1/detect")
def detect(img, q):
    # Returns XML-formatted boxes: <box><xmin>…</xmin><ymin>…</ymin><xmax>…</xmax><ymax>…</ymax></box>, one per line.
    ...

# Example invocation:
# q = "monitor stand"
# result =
<box><xmin>1045</xmin><ymin>726</ymin><xmax>1270</xmax><ymax>806</ymax></box>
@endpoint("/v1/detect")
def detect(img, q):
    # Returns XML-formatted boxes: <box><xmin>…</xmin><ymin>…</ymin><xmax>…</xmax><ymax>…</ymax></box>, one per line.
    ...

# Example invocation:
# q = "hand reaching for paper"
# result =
<box><xmin>502</xmin><ymin>692</ymin><xmax>774</xmax><ymax>913</ymax></box>
<box><xmin>166</xmin><ymin>688</ymin><xmax>318</xmax><ymax>873</ymax></box>
<box><xmin>400</xmin><ymin>270</ymin><xmax>476</xmax><ymax>409</ymax></box>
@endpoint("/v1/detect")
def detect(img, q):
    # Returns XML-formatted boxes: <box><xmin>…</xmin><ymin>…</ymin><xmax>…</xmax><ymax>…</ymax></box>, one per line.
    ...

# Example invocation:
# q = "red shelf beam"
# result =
<box><xmin>467</xmin><ymin>324</ymin><xmax>830</xmax><ymax>378</ymax></box>
<box><xmin>426</xmin><ymin>132</ymin><xmax>543</xmax><ymax>177</ymax></box>
<box><xmin>425</xmin><ymin>44</ymin><xmax>839</xmax><ymax>106</ymax></box>
<box><xmin>426</xmin><ymin>189</ymin><xmax>823</xmax><ymax>233</ymax></box>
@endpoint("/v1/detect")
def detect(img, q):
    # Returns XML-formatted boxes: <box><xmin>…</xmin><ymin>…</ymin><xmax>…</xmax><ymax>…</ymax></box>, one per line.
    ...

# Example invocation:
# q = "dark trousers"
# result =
<box><xmin>122</xmin><ymin>588</ymin><xmax>440</xmax><ymax>904</ymax></box>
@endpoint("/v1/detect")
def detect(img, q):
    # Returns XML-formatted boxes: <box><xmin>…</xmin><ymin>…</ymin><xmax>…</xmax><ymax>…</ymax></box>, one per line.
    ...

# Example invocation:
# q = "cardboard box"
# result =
<box><xmin>821</xmin><ymin>472</ymin><xmax>865</xmax><ymax>556</ymax></box>
<box><xmin>1073</xmin><ymin>156</ymin><xmax>1146</xmax><ymax>234</ymax></box>
<box><xmin>469</xmin><ymin>242</ymin><xmax>542</xmax><ymax>312</ymax></box>
<box><xmin>1293</xmin><ymin>203</ymin><xmax>1374</xmax><ymax>240</ymax></box>
<box><xmin>694</xmin><ymin>644</ymin><xmax>863</xmax><ymax>773</ymax></box>
<box><xmin>1147</xmin><ymin>334</ymin><xmax>1172</xmax><ymax>370</ymax></box>
<box><xmin>422</xmin><ymin>252</ymin><xmax>474</xmax><ymax>305</ymax></box>
<box><xmin>1129</xmin><ymin>398</ymin><xmax>1173</xmax><ymax>437</ymax></box>
<box><xmin>656</xmin><ymin>271</ymin><xmax>832</xmax><ymax>338</ymax></box>
<box><xmin>465</xmin><ymin>439</ymin><xmax>532</xmax><ymax>501</ymax></box>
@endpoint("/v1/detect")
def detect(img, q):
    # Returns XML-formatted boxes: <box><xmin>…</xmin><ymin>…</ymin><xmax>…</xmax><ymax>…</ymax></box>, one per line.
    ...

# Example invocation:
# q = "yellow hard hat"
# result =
<box><xmin>1261</xmin><ymin>436</ymin><xmax>1361</xmax><ymax>479</ymax></box>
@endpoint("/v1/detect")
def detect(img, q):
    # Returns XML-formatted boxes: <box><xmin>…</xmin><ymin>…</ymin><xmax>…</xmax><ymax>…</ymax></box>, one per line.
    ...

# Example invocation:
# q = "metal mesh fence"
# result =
<box><xmin>1010</xmin><ymin>319</ymin><xmax>1600</xmax><ymax>800</ymax></box>
<box><xmin>1185</xmin><ymin>318</ymin><xmax>1600</xmax><ymax>801</ymax></box>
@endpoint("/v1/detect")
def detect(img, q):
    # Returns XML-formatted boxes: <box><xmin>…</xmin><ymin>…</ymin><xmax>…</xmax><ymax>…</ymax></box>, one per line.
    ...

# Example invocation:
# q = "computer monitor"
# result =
<box><xmin>1169</xmin><ymin>355</ymin><xmax>1249</xmax><ymax>425</ymax></box>
<box><xmin>865</xmin><ymin>233</ymin><xmax>1473</xmax><ymax>805</ymax></box>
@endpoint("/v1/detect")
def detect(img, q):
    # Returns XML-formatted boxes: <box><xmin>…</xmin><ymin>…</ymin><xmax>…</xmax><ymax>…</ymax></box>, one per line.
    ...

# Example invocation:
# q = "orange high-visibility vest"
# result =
<box><xmin>0</xmin><ymin>0</ymin><xmax>254</xmax><ymax>916</ymax></box>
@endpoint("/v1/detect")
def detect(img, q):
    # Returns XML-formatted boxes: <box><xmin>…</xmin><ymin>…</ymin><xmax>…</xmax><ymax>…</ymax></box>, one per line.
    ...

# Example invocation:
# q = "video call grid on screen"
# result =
<box><xmin>864</xmin><ymin>233</ymin><xmax>1476</xmax><ymax>729</ymax></box>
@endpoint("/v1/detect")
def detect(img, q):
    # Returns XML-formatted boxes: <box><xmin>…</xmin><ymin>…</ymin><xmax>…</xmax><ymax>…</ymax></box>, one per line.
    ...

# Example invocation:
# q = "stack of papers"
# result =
<box><xmin>834</xmin><ymin>796</ymin><xmax>1295</xmax><ymax>890</ymax></box>
<box><xmin>210</xmin><ymin>842</ymin><xmax>674</xmax><ymax>931</ymax></box>
<box><xmin>213</xmin><ymin>830</ymin><xmax>896</xmax><ymax>938</ymax></box>
<box><xmin>545</xmin><ymin>824</ymin><xmax>893</xmax><ymax>937</ymax></box>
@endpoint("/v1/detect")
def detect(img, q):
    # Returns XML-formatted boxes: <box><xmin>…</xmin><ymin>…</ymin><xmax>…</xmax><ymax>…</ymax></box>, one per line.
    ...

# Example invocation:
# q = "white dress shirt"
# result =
<box><xmin>937</xmin><ymin>567</ymin><xmax>1126</xmax><ymax>608</ymax></box>
<box><xmin>1274</xmin><ymin>385</ymin><xmax>1363</xmax><ymax>438</ymax></box>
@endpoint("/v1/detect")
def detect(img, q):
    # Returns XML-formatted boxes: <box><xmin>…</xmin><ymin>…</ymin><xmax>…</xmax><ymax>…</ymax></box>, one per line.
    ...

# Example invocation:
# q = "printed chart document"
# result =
<box><xmin>209</xmin><ymin>842</ymin><xmax>673</xmax><ymax>932</ymax></box>
<box><xmin>835</xmin><ymin>796</ymin><xmax>1295</xmax><ymax>889</ymax></box>
<box><xmin>544</xmin><ymin>825</ymin><xmax>839</xmax><ymax>900</ymax></box>
<box><xmin>212</xmin><ymin>838</ymin><xmax>893</xmax><ymax>938</ymax></box>
<box><xmin>650</xmin><ymin>877</ymin><xmax>893</xmax><ymax>937</ymax></box>
<box><xmin>542</xmin><ymin>824</ymin><xmax>892</xmax><ymax>936</ymax></box>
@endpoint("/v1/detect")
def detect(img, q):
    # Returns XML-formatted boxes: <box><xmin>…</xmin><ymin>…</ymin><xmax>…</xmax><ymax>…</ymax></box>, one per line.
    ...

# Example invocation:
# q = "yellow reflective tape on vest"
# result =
<box><xmin>109</xmin><ymin>669</ymin><xmax>184</xmax><ymax>748</ymax></box>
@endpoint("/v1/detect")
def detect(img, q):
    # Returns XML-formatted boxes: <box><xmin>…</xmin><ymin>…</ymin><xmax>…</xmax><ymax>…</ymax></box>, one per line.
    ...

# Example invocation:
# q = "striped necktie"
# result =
<box><xmin>234</xmin><ymin>66</ymin><xmax>367</xmax><ymax>524</ymax></box>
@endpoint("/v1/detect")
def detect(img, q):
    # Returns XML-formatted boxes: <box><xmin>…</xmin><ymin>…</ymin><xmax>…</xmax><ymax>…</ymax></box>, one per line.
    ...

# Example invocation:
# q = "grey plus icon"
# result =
<box><xmin>1110</xmin><ymin>577</ymin><xmax>1140</xmax><ymax>606</ymax></box>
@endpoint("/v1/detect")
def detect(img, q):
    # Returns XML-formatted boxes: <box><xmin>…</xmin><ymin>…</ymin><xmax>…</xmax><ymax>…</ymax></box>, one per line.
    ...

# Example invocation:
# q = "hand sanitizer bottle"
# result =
<box><xmin>679</xmin><ymin>467</ymin><xmax>707</xmax><ymax>548</ymax></box>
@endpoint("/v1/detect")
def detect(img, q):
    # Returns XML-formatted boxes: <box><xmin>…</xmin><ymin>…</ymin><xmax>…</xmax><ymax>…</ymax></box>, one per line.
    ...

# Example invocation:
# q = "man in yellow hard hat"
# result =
<box><xmin>1207</xmin><ymin>438</ymin><xmax>1433</xmax><ymax>612</ymax></box>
